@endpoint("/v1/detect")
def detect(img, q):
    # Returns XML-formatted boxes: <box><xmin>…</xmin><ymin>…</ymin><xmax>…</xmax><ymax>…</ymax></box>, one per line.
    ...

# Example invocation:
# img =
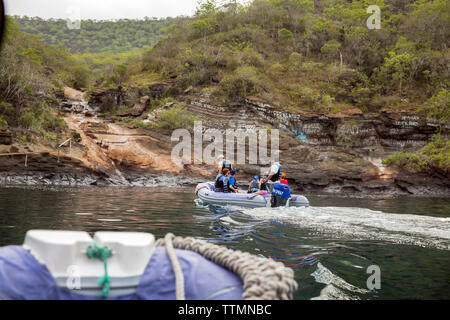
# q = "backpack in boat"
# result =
<box><xmin>271</xmin><ymin>184</ymin><xmax>291</xmax><ymax>208</ymax></box>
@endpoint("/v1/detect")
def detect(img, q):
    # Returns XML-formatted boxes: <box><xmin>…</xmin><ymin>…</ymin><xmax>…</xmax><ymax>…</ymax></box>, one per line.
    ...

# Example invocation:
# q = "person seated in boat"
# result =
<box><xmin>214</xmin><ymin>168</ymin><xmax>229</xmax><ymax>192</ymax></box>
<box><xmin>217</xmin><ymin>155</ymin><xmax>233</xmax><ymax>175</ymax></box>
<box><xmin>261</xmin><ymin>161</ymin><xmax>282</xmax><ymax>193</ymax></box>
<box><xmin>280</xmin><ymin>172</ymin><xmax>288</xmax><ymax>186</ymax></box>
<box><xmin>229</xmin><ymin>170</ymin><xmax>241</xmax><ymax>193</ymax></box>
<box><xmin>248</xmin><ymin>176</ymin><xmax>261</xmax><ymax>194</ymax></box>
<box><xmin>260</xmin><ymin>176</ymin><xmax>268</xmax><ymax>192</ymax></box>
<box><xmin>214</xmin><ymin>169</ymin><xmax>240</xmax><ymax>193</ymax></box>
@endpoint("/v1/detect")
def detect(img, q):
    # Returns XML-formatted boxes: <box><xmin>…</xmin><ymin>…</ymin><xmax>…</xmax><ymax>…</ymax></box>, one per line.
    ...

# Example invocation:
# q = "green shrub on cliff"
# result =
<box><xmin>420</xmin><ymin>89</ymin><xmax>450</xmax><ymax>124</ymax></box>
<box><xmin>157</xmin><ymin>103</ymin><xmax>198</xmax><ymax>130</ymax></box>
<box><xmin>383</xmin><ymin>134</ymin><xmax>450</xmax><ymax>174</ymax></box>
<box><xmin>278</xmin><ymin>28</ymin><xmax>293</xmax><ymax>40</ymax></box>
<box><xmin>0</xmin><ymin>115</ymin><xmax>7</xmax><ymax>128</ymax></box>
<box><xmin>215</xmin><ymin>65</ymin><xmax>261</xmax><ymax>100</ymax></box>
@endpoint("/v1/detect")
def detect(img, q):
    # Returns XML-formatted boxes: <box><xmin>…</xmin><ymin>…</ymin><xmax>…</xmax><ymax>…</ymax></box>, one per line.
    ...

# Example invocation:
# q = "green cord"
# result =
<box><xmin>86</xmin><ymin>243</ymin><xmax>113</xmax><ymax>298</ymax></box>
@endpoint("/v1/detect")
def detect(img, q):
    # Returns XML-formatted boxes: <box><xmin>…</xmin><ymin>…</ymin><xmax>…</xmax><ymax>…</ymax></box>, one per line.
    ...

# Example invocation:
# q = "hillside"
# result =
<box><xmin>138</xmin><ymin>0</ymin><xmax>449</xmax><ymax>116</ymax></box>
<box><xmin>0</xmin><ymin>0</ymin><xmax>449</xmax><ymax>193</ymax></box>
<box><xmin>12</xmin><ymin>15</ymin><xmax>184</xmax><ymax>53</ymax></box>
<box><xmin>0</xmin><ymin>16</ymin><xmax>88</xmax><ymax>134</ymax></box>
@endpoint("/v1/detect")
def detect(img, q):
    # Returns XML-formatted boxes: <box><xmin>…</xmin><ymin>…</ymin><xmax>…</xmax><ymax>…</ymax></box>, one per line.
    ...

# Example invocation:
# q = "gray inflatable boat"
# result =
<box><xmin>195</xmin><ymin>183</ymin><xmax>309</xmax><ymax>209</ymax></box>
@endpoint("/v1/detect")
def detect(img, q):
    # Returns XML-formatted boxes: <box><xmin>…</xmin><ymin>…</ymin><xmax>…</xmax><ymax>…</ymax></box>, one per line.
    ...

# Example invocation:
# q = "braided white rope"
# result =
<box><xmin>164</xmin><ymin>233</ymin><xmax>185</xmax><ymax>300</ymax></box>
<box><xmin>156</xmin><ymin>234</ymin><xmax>298</xmax><ymax>300</ymax></box>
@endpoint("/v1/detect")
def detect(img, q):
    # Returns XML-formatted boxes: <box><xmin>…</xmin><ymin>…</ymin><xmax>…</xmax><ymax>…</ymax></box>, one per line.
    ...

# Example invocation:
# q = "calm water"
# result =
<box><xmin>0</xmin><ymin>186</ymin><xmax>449</xmax><ymax>300</ymax></box>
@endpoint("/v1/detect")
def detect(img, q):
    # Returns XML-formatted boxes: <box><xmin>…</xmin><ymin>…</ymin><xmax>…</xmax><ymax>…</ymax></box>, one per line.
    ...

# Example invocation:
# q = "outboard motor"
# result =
<box><xmin>271</xmin><ymin>184</ymin><xmax>291</xmax><ymax>208</ymax></box>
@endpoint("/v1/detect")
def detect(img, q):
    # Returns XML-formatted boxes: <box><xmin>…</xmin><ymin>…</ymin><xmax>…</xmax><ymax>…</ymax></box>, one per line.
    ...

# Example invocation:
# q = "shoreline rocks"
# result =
<box><xmin>0</xmin><ymin>171</ymin><xmax>205</xmax><ymax>188</ymax></box>
<box><xmin>0</xmin><ymin>168</ymin><xmax>448</xmax><ymax>197</ymax></box>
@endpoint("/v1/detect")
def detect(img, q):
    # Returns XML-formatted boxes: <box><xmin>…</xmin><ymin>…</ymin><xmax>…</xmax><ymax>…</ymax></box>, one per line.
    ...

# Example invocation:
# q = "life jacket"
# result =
<box><xmin>215</xmin><ymin>174</ymin><xmax>230</xmax><ymax>193</ymax></box>
<box><xmin>270</xmin><ymin>163</ymin><xmax>282</xmax><ymax>182</ymax></box>
<box><xmin>229</xmin><ymin>176</ymin><xmax>236</xmax><ymax>187</ymax></box>
<box><xmin>223</xmin><ymin>176</ymin><xmax>230</xmax><ymax>193</ymax></box>
<box><xmin>214</xmin><ymin>174</ymin><xmax>225</xmax><ymax>189</ymax></box>
<box><xmin>249</xmin><ymin>180</ymin><xmax>260</xmax><ymax>192</ymax></box>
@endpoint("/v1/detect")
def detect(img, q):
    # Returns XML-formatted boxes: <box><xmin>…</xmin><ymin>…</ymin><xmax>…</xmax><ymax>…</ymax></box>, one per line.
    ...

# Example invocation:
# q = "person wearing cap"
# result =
<box><xmin>217</xmin><ymin>155</ymin><xmax>233</xmax><ymax>175</ymax></box>
<box><xmin>247</xmin><ymin>176</ymin><xmax>261</xmax><ymax>194</ymax></box>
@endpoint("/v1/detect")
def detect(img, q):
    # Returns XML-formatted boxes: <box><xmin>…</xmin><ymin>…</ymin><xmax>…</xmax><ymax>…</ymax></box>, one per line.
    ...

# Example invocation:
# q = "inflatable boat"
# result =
<box><xmin>0</xmin><ymin>230</ymin><xmax>297</xmax><ymax>300</ymax></box>
<box><xmin>196</xmin><ymin>182</ymin><xmax>309</xmax><ymax>208</ymax></box>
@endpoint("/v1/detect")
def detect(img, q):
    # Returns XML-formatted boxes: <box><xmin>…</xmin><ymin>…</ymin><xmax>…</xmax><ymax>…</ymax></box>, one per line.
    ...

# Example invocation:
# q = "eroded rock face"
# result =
<box><xmin>244</xmin><ymin>97</ymin><xmax>449</xmax><ymax>151</ymax></box>
<box><xmin>182</xmin><ymin>97</ymin><xmax>449</xmax><ymax>195</ymax></box>
<box><xmin>149</xmin><ymin>83</ymin><xmax>171</xmax><ymax>98</ymax></box>
<box><xmin>60</xmin><ymin>100</ymin><xmax>93</xmax><ymax>114</ymax></box>
<box><xmin>2</xmin><ymin>87</ymin><xmax>448</xmax><ymax>195</ymax></box>
<box><xmin>0</xmin><ymin>129</ymin><xmax>12</xmax><ymax>145</ymax></box>
<box><xmin>89</xmin><ymin>86</ymin><xmax>163</xmax><ymax>111</ymax></box>
<box><xmin>119</xmin><ymin>96</ymin><xmax>150</xmax><ymax>117</ymax></box>
<box><xmin>90</xmin><ymin>88</ymin><xmax>124</xmax><ymax>110</ymax></box>
<box><xmin>64</xmin><ymin>87</ymin><xmax>88</xmax><ymax>101</ymax></box>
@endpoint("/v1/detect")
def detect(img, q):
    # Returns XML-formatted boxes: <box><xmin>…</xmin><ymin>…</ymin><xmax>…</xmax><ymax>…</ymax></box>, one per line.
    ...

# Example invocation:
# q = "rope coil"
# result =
<box><xmin>164</xmin><ymin>233</ymin><xmax>185</xmax><ymax>300</ymax></box>
<box><xmin>156</xmin><ymin>234</ymin><xmax>298</xmax><ymax>300</ymax></box>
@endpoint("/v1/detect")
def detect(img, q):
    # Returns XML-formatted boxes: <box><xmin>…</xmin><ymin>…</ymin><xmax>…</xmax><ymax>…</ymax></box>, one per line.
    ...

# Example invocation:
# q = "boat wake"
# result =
<box><xmin>310</xmin><ymin>263</ymin><xmax>370</xmax><ymax>300</ymax></box>
<box><xmin>241</xmin><ymin>206</ymin><xmax>450</xmax><ymax>250</ymax></box>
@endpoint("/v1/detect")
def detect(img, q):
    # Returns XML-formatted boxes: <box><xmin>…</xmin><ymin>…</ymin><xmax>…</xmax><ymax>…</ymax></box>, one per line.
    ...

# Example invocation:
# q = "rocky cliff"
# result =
<box><xmin>0</xmin><ymin>86</ymin><xmax>448</xmax><ymax>196</ymax></box>
<box><xmin>177</xmin><ymin>96</ymin><xmax>449</xmax><ymax>195</ymax></box>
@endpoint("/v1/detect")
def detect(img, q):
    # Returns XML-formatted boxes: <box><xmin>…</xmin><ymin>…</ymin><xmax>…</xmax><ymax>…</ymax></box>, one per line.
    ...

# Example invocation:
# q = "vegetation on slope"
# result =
<box><xmin>383</xmin><ymin>134</ymin><xmax>450</xmax><ymax>174</ymax></box>
<box><xmin>12</xmin><ymin>16</ymin><xmax>184</xmax><ymax>53</ymax></box>
<box><xmin>0</xmin><ymin>17</ymin><xmax>84</xmax><ymax>140</ymax></box>
<box><xmin>1</xmin><ymin>1</ymin><xmax>448</xmax><ymax>153</ymax></box>
<box><xmin>141</xmin><ymin>0</ymin><xmax>449</xmax><ymax>115</ymax></box>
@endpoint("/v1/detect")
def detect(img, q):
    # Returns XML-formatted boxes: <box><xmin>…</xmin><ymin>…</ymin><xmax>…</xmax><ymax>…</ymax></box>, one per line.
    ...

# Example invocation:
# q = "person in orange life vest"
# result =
<box><xmin>280</xmin><ymin>172</ymin><xmax>288</xmax><ymax>186</ymax></box>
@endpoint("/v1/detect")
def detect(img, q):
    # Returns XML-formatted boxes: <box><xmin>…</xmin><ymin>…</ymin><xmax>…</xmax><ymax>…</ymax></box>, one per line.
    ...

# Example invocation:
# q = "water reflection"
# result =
<box><xmin>0</xmin><ymin>186</ymin><xmax>201</xmax><ymax>244</ymax></box>
<box><xmin>0</xmin><ymin>186</ymin><xmax>449</xmax><ymax>300</ymax></box>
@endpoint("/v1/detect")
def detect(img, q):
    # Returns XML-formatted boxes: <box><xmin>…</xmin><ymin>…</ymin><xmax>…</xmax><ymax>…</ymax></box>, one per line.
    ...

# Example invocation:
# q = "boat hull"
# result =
<box><xmin>196</xmin><ymin>183</ymin><xmax>309</xmax><ymax>208</ymax></box>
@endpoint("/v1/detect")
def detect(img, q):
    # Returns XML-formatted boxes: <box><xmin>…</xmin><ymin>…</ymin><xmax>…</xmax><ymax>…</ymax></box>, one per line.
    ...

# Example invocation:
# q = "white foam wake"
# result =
<box><xmin>241</xmin><ymin>206</ymin><xmax>450</xmax><ymax>250</ymax></box>
<box><xmin>310</xmin><ymin>263</ymin><xmax>370</xmax><ymax>300</ymax></box>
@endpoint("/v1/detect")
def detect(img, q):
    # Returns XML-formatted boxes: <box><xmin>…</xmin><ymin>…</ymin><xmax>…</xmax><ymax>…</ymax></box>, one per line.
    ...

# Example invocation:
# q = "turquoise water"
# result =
<box><xmin>0</xmin><ymin>186</ymin><xmax>449</xmax><ymax>300</ymax></box>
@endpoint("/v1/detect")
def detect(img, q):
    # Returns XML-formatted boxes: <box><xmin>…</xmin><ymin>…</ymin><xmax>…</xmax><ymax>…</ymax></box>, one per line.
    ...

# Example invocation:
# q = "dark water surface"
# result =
<box><xmin>0</xmin><ymin>186</ymin><xmax>449</xmax><ymax>300</ymax></box>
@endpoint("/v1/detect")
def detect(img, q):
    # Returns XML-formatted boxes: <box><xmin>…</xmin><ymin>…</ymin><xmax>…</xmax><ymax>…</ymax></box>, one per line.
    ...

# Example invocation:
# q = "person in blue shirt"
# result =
<box><xmin>229</xmin><ymin>170</ymin><xmax>240</xmax><ymax>193</ymax></box>
<box><xmin>214</xmin><ymin>169</ymin><xmax>240</xmax><ymax>193</ymax></box>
